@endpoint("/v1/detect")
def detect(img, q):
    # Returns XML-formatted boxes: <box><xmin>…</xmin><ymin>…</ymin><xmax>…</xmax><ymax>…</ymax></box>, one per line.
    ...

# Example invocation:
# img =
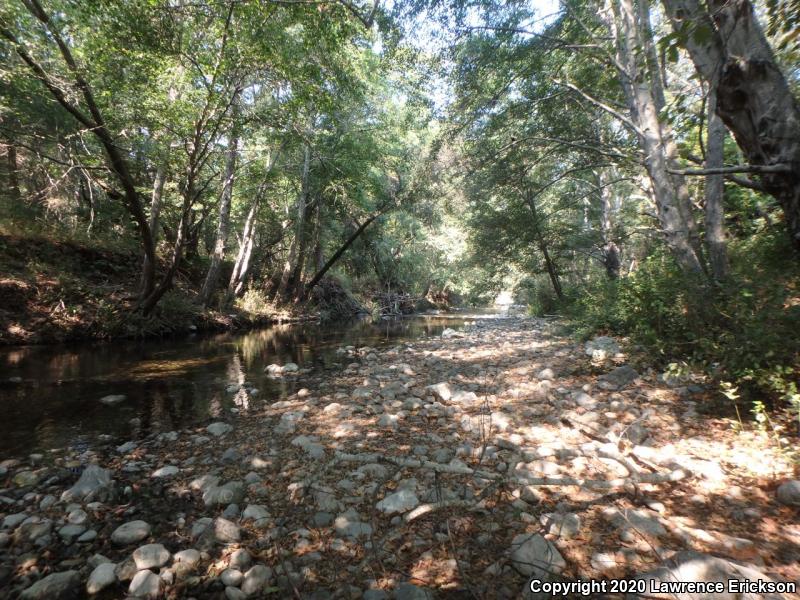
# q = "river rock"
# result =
<box><xmin>58</xmin><ymin>523</ymin><xmax>86</xmax><ymax>543</ymax></box>
<box><xmin>3</xmin><ymin>512</ymin><xmax>28</xmax><ymax>529</ymax></box>
<box><xmin>242</xmin><ymin>504</ymin><xmax>270</xmax><ymax>527</ymax></box>
<box><xmin>776</xmin><ymin>480</ymin><xmax>800</xmax><ymax>506</ymax></box>
<box><xmin>61</xmin><ymin>464</ymin><xmax>114</xmax><ymax>502</ymax></box>
<box><xmin>221</xmin><ymin>568</ymin><xmax>243</xmax><ymax>586</ymax></box>
<box><xmin>427</xmin><ymin>382</ymin><xmax>452</xmax><ymax>402</ymax></box>
<box><xmin>133</xmin><ymin>543</ymin><xmax>171</xmax><ymax>570</ymax></box>
<box><xmin>13</xmin><ymin>470</ymin><xmax>40</xmax><ymax>487</ymax></box>
<box><xmin>240</xmin><ymin>564</ymin><xmax>273</xmax><ymax>595</ymax></box>
<box><xmin>151</xmin><ymin>465</ymin><xmax>179</xmax><ymax>478</ymax></box>
<box><xmin>540</xmin><ymin>512</ymin><xmax>581</xmax><ymax>538</ymax></box>
<box><xmin>87</xmin><ymin>563</ymin><xmax>116</xmax><ymax>595</ymax></box>
<box><xmin>203</xmin><ymin>481</ymin><xmax>245</xmax><ymax>506</ymax></box>
<box><xmin>213</xmin><ymin>517</ymin><xmax>241</xmax><ymax>543</ymax></box>
<box><xmin>376</xmin><ymin>489</ymin><xmax>420</xmax><ymax>514</ymax></box>
<box><xmin>599</xmin><ymin>365</ymin><xmax>639</xmax><ymax>390</ymax></box>
<box><xmin>334</xmin><ymin>510</ymin><xmax>373</xmax><ymax>538</ymax></box>
<box><xmin>99</xmin><ymin>394</ymin><xmax>126</xmax><ymax>406</ymax></box>
<box><xmin>128</xmin><ymin>570</ymin><xmax>160</xmax><ymax>598</ymax></box>
<box><xmin>585</xmin><ymin>336</ymin><xmax>619</xmax><ymax>360</ymax></box>
<box><xmin>20</xmin><ymin>571</ymin><xmax>80</xmax><ymax>600</ymax></box>
<box><xmin>111</xmin><ymin>520</ymin><xmax>151</xmax><ymax>545</ymax></box>
<box><xmin>207</xmin><ymin>422</ymin><xmax>233</xmax><ymax>437</ymax></box>
<box><xmin>509</xmin><ymin>533</ymin><xmax>566</xmax><ymax>579</ymax></box>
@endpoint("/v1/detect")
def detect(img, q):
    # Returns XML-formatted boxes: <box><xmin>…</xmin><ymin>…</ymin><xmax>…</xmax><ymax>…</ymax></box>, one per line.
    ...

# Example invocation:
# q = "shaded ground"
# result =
<box><xmin>0</xmin><ymin>234</ymin><xmax>301</xmax><ymax>345</ymax></box>
<box><xmin>1</xmin><ymin>316</ymin><xmax>799</xmax><ymax>599</ymax></box>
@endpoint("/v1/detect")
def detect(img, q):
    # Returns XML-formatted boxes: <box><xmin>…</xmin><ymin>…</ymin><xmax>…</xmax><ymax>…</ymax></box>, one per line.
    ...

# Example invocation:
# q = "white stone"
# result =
<box><xmin>133</xmin><ymin>543</ymin><xmax>170</xmax><ymax>570</ymax></box>
<box><xmin>241</xmin><ymin>565</ymin><xmax>272</xmax><ymax>596</ymax></box>
<box><xmin>128</xmin><ymin>569</ymin><xmax>160</xmax><ymax>598</ymax></box>
<box><xmin>207</xmin><ymin>422</ymin><xmax>233</xmax><ymax>437</ymax></box>
<box><xmin>99</xmin><ymin>394</ymin><xmax>126</xmax><ymax>405</ymax></box>
<box><xmin>111</xmin><ymin>520</ymin><xmax>151</xmax><ymax>545</ymax></box>
<box><xmin>87</xmin><ymin>563</ymin><xmax>116</xmax><ymax>595</ymax></box>
<box><xmin>151</xmin><ymin>465</ymin><xmax>179</xmax><ymax>478</ymax></box>
<box><xmin>221</xmin><ymin>568</ymin><xmax>243</xmax><ymax>586</ymax></box>
<box><xmin>376</xmin><ymin>489</ymin><xmax>420</xmax><ymax>515</ymax></box>
<box><xmin>509</xmin><ymin>533</ymin><xmax>566</xmax><ymax>579</ymax></box>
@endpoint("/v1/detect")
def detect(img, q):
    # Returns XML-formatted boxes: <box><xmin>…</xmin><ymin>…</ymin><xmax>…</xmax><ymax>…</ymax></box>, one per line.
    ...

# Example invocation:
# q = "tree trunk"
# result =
<box><xmin>6</xmin><ymin>142</ymin><xmax>21</xmax><ymax>203</ymax></box>
<box><xmin>226</xmin><ymin>147</ymin><xmax>283</xmax><ymax>304</ymax></box>
<box><xmin>227</xmin><ymin>199</ymin><xmax>258</xmax><ymax>302</ymax></box>
<box><xmin>302</xmin><ymin>212</ymin><xmax>382</xmax><ymax>299</ymax></box>
<box><xmin>539</xmin><ymin>240</ymin><xmax>565</xmax><ymax>300</ymax></box>
<box><xmin>603</xmin><ymin>0</ymin><xmax>706</xmax><ymax>274</ymax></box>
<box><xmin>141</xmin><ymin>164</ymin><xmax>166</xmax><ymax>295</ymax></box>
<box><xmin>600</xmin><ymin>176</ymin><xmax>621</xmax><ymax>279</ymax></box>
<box><xmin>313</xmin><ymin>195</ymin><xmax>324</xmax><ymax>272</ymax></box>
<box><xmin>277</xmin><ymin>142</ymin><xmax>311</xmax><ymax>298</ymax></box>
<box><xmin>705</xmin><ymin>88</ymin><xmax>729</xmax><ymax>280</ymax></box>
<box><xmin>200</xmin><ymin>96</ymin><xmax>241</xmax><ymax>306</ymax></box>
<box><xmin>526</xmin><ymin>193</ymin><xmax>565</xmax><ymax>300</ymax></box>
<box><xmin>660</xmin><ymin>0</ymin><xmax>800</xmax><ymax>251</ymax></box>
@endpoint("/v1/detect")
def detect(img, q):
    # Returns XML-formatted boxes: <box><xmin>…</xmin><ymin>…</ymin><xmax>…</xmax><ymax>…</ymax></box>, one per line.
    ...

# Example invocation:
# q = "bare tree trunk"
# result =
<box><xmin>705</xmin><ymin>88</ymin><xmax>729</xmax><ymax>280</ymax></box>
<box><xmin>200</xmin><ymin>94</ymin><xmax>241</xmax><ymax>306</ymax></box>
<box><xmin>526</xmin><ymin>192</ymin><xmax>565</xmax><ymax>300</ymax></box>
<box><xmin>603</xmin><ymin>0</ymin><xmax>706</xmax><ymax>274</ymax></box>
<box><xmin>141</xmin><ymin>164</ymin><xmax>166</xmax><ymax>294</ymax></box>
<box><xmin>660</xmin><ymin>0</ymin><xmax>800</xmax><ymax>251</ymax></box>
<box><xmin>226</xmin><ymin>147</ymin><xmax>283</xmax><ymax>304</ymax></box>
<box><xmin>227</xmin><ymin>199</ymin><xmax>258</xmax><ymax>302</ymax></box>
<box><xmin>600</xmin><ymin>176</ymin><xmax>621</xmax><ymax>279</ymax></box>
<box><xmin>302</xmin><ymin>211</ymin><xmax>382</xmax><ymax>299</ymax></box>
<box><xmin>277</xmin><ymin>142</ymin><xmax>311</xmax><ymax>298</ymax></box>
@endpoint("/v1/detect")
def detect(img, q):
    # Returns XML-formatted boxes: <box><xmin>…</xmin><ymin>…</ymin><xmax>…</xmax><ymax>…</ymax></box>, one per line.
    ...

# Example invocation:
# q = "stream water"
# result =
<box><xmin>0</xmin><ymin>312</ymin><xmax>507</xmax><ymax>459</ymax></box>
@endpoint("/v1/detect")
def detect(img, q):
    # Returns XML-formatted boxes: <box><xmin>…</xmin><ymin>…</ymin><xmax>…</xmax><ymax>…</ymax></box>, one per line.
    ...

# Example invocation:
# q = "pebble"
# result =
<box><xmin>111</xmin><ymin>520</ymin><xmax>151</xmax><ymax>545</ymax></box>
<box><xmin>87</xmin><ymin>563</ymin><xmax>116</xmax><ymax>595</ymax></box>
<box><xmin>128</xmin><ymin>569</ymin><xmax>161</xmax><ymax>598</ymax></box>
<box><xmin>776</xmin><ymin>479</ymin><xmax>800</xmax><ymax>506</ymax></box>
<box><xmin>241</xmin><ymin>564</ymin><xmax>273</xmax><ymax>595</ymax></box>
<box><xmin>133</xmin><ymin>543</ymin><xmax>171</xmax><ymax>570</ymax></box>
<box><xmin>206</xmin><ymin>422</ymin><xmax>233</xmax><ymax>437</ymax></box>
<box><xmin>221</xmin><ymin>568</ymin><xmax>243</xmax><ymax>586</ymax></box>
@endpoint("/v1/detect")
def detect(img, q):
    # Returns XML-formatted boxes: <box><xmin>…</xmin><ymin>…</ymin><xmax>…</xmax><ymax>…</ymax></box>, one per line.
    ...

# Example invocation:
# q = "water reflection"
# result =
<box><xmin>0</xmin><ymin>313</ymin><xmax>491</xmax><ymax>458</ymax></box>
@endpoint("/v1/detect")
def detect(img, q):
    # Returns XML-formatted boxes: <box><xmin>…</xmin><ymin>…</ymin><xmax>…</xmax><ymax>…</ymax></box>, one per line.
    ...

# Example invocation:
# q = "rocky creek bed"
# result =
<box><xmin>1</xmin><ymin>316</ymin><xmax>799</xmax><ymax>599</ymax></box>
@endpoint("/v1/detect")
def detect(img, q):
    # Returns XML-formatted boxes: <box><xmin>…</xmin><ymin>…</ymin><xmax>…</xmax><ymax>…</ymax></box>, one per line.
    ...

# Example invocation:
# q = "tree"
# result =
<box><xmin>660</xmin><ymin>0</ymin><xmax>800</xmax><ymax>252</ymax></box>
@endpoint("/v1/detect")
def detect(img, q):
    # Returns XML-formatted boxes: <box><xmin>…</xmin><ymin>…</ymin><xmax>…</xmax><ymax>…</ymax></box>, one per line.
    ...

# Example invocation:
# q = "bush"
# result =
<box><xmin>569</xmin><ymin>232</ymin><xmax>800</xmax><ymax>412</ymax></box>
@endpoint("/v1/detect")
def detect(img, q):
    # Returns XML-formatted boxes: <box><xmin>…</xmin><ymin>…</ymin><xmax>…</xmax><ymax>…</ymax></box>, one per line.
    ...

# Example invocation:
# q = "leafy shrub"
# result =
<box><xmin>569</xmin><ymin>231</ymin><xmax>800</xmax><ymax>413</ymax></box>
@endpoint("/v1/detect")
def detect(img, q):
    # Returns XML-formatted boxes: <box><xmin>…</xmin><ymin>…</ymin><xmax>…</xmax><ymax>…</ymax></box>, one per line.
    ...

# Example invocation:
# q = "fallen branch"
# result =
<box><xmin>333</xmin><ymin>451</ymin><xmax>691</xmax><ymax>491</ymax></box>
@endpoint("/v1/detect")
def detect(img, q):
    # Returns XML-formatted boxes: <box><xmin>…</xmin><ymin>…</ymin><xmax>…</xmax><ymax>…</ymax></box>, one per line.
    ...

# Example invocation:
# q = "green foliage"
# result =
<box><xmin>570</xmin><ymin>230</ymin><xmax>800</xmax><ymax>410</ymax></box>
